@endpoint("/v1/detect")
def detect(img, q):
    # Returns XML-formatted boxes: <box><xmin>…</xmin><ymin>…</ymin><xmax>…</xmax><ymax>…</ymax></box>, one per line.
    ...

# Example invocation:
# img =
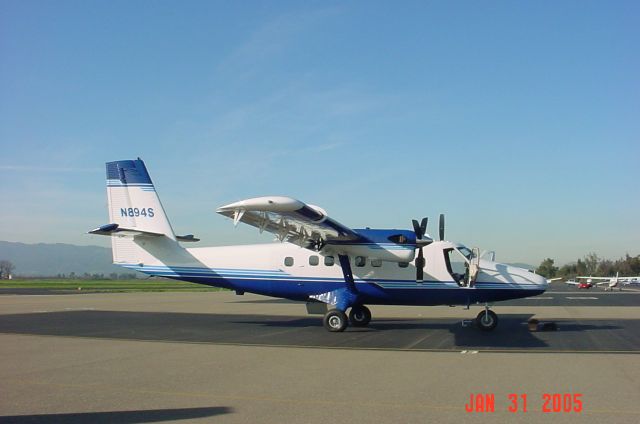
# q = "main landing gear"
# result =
<box><xmin>349</xmin><ymin>305</ymin><xmax>372</xmax><ymax>327</ymax></box>
<box><xmin>323</xmin><ymin>305</ymin><xmax>372</xmax><ymax>332</ymax></box>
<box><xmin>323</xmin><ymin>310</ymin><xmax>348</xmax><ymax>332</ymax></box>
<box><xmin>475</xmin><ymin>305</ymin><xmax>498</xmax><ymax>331</ymax></box>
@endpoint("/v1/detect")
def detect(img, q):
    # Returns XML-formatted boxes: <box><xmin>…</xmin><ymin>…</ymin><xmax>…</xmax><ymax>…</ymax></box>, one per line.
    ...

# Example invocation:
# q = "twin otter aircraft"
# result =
<box><xmin>91</xmin><ymin>159</ymin><xmax>548</xmax><ymax>332</ymax></box>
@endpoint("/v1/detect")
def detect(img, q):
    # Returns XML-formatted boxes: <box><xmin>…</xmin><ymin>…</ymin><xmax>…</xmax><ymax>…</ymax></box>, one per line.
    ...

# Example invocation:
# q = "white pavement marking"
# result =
<box><xmin>566</xmin><ymin>296</ymin><xmax>598</xmax><ymax>300</ymax></box>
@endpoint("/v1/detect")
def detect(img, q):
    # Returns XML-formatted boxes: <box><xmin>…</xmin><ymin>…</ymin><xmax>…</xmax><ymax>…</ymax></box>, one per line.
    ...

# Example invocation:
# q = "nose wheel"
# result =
<box><xmin>476</xmin><ymin>309</ymin><xmax>498</xmax><ymax>331</ymax></box>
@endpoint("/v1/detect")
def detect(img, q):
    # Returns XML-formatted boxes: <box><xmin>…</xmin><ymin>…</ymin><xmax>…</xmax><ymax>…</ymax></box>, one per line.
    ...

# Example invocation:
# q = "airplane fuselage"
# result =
<box><xmin>117</xmin><ymin>241</ymin><xmax>547</xmax><ymax>307</ymax></box>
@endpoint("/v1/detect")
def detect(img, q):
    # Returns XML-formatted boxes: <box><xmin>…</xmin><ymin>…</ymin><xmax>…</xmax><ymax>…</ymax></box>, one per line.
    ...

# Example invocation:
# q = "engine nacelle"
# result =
<box><xmin>325</xmin><ymin>228</ymin><xmax>417</xmax><ymax>263</ymax></box>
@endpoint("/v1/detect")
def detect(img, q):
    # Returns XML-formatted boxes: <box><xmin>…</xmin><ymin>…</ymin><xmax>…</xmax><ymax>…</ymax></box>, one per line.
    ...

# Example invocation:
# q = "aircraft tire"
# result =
<box><xmin>324</xmin><ymin>310</ymin><xmax>348</xmax><ymax>332</ymax></box>
<box><xmin>476</xmin><ymin>310</ymin><xmax>498</xmax><ymax>331</ymax></box>
<box><xmin>349</xmin><ymin>305</ymin><xmax>372</xmax><ymax>327</ymax></box>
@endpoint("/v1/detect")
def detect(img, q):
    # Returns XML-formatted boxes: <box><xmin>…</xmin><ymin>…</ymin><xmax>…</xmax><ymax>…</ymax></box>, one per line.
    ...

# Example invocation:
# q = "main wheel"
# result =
<box><xmin>476</xmin><ymin>310</ymin><xmax>498</xmax><ymax>331</ymax></box>
<box><xmin>349</xmin><ymin>305</ymin><xmax>372</xmax><ymax>327</ymax></box>
<box><xmin>323</xmin><ymin>309</ymin><xmax>348</xmax><ymax>332</ymax></box>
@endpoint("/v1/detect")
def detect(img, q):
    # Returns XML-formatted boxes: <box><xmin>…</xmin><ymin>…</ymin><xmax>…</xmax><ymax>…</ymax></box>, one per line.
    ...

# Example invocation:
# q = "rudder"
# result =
<box><xmin>106</xmin><ymin>158</ymin><xmax>176</xmax><ymax>240</ymax></box>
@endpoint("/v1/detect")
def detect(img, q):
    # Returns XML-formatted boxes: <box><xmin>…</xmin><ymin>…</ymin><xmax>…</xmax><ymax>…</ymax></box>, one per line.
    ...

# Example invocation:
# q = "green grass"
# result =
<box><xmin>0</xmin><ymin>278</ymin><xmax>224</xmax><ymax>292</ymax></box>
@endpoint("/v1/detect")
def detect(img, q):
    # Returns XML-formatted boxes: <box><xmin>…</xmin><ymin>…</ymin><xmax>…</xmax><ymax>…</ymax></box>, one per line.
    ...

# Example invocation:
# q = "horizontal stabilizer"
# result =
<box><xmin>89</xmin><ymin>223</ymin><xmax>199</xmax><ymax>242</ymax></box>
<box><xmin>176</xmin><ymin>234</ymin><xmax>200</xmax><ymax>242</ymax></box>
<box><xmin>88</xmin><ymin>223</ymin><xmax>163</xmax><ymax>237</ymax></box>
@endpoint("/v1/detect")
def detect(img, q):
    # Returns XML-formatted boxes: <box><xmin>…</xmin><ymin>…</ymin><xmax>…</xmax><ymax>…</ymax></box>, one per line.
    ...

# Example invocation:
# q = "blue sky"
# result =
<box><xmin>1</xmin><ymin>0</ymin><xmax>638</xmax><ymax>265</ymax></box>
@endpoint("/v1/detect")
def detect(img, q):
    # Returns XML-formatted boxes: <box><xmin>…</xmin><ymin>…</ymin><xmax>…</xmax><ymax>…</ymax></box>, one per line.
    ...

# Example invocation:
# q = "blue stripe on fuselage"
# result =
<box><xmin>122</xmin><ymin>264</ymin><xmax>544</xmax><ymax>305</ymax></box>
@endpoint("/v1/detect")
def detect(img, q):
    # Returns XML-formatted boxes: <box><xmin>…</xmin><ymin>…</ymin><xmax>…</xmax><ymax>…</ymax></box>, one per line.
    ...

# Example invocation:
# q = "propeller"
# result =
<box><xmin>412</xmin><ymin>217</ymin><xmax>428</xmax><ymax>282</ymax></box>
<box><xmin>412</xmin><ymin>218</ymin><xmax>428</xmax><ymax>240</ymax></box>
<box><xmin>411</xmin><ymin>214</ymin><xmax>445</xmax><ymax>281</ymax></box>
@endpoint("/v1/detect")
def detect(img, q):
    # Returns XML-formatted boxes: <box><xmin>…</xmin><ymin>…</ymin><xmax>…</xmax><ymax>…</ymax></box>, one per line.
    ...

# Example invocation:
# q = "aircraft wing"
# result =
<box><xmin>576</xmin><ymin>276</ymin><xmax>610</xmax><ymax>280</ymax></box>
<box><xmin>216</xmin><ymin>196</ymin><xmax>360</xmax><ymax>249</ymax></box>
<box><xmin>565</xmin><ymin>280</ymin><xmax>580</xmax><ymax>285</ymax></box>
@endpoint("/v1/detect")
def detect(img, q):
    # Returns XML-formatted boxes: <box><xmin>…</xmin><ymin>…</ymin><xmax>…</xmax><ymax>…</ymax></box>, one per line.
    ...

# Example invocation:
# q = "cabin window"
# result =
<box><xmin>324</xmin><ymin>255</ymin><xmax>335</xmax><ymax>266</ymax></box>
<box><xmin>355</xmin><ymin>256</ymin><xmax>366</xmax><ymax>267</ymax></box>
<box><xmin>371</xmin><ymin>259</ymin><xmax>382</xmax><ymax>267</ymax></box>
<box><xmin>284</xmin><ymin>257</ymin><xmax>294</xmax><ymax>267</ymax></box>
<box><xmin>398</xmin><ymin>262</ymin><xmax>409</xmax><ymax>268</ymax></box>
<box><xmin>309</xmin><ymin>255</ymin><xmax>319</xmax><ymax>266</ymax></box>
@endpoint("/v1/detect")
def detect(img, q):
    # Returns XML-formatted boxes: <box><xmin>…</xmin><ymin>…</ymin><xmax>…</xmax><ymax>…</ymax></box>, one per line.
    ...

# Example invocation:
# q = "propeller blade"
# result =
<box><xmin>412</xmin><ymin>219</ymin><xmax>422</xmax><ymax>239</ymax></box>
<box><xmin>419</xmin><ymin>217</ymin><xmax>428</xmax><ymax>238</ymax></box>
<box><xmin>439</xmin><ymin>213</ymin><xmax>445</xmax><ymax>241</ymax></box>
<box><xmin>412</xmin><ymin>217</ymin><xmax>429</xmax><ymax>240</ymax></box>
<box><xmin>416</xmin><ymin>247</ymin><xmax>424</xmax><ymax>282</ymax></box>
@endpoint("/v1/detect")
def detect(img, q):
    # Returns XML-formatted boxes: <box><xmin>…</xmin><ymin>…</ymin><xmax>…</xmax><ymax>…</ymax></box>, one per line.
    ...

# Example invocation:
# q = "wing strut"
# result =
<box><xmin>309</xmin><ymin>255</ymin><xmax>360</xmax><ymax>312</ymax></box>
<box><xmin>338</xmin><ymin>255</ymin><xmax>358</xmax><ymax>294</ymax></box>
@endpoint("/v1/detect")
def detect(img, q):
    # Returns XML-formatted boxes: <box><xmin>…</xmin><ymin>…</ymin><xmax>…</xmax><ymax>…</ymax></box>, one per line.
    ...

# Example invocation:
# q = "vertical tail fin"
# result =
<box><xmin>103</xmin><ymin>158</ymin><xmax>183</xmax><ymax>265</ymax></box>
<box><xmin>106</xmin><ymin>158</ymin><xmax>176</xmax><ymax>240</ymax></box>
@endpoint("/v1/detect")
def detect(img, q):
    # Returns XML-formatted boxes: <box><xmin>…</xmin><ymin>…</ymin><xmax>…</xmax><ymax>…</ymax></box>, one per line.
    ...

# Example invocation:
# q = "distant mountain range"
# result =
<box><xmin>0</xmin><ymin>241</ymin><xmax>126</xmax><ymax>277</ymax></box>
<box><xmin>0</xmin><ymin>240</ymin><xmax>536</xmax><ymax>277</ymax></box>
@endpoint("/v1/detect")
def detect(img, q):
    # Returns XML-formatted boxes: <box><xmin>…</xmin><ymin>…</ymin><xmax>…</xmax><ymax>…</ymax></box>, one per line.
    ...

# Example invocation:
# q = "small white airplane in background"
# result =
<box><xmin>577</xmin><ymin>273</ymin><xmax>640</xmax><ymax>291</ymax></box>
<box><xmin>623</xmin><ymin>277</ymin><xmax>640</xmax><ymax>288</ymax></box>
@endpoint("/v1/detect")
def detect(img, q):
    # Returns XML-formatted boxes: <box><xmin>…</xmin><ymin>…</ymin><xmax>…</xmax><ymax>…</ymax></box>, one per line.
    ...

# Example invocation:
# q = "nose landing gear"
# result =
<box><xmin>476</xmin><ymin>305</ymin><xmax>498</xmax><ymax>331</ymax></box>
<box><xmin>323</xmin><ymin>309</ymin><xmax>348</xmax><ymax>332</ymax></box>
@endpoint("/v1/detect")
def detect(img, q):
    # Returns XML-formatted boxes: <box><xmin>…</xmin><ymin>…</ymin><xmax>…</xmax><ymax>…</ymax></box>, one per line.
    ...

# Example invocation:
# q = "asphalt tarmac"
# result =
<box><xmin>1</xmin><ymin>290</ymin><xmax>639</xmax><ymax>423</ymax></box>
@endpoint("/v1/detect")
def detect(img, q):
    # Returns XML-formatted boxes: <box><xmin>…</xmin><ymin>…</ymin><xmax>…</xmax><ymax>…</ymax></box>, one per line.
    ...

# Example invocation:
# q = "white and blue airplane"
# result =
<box><xmin>576</xmin><ymin>273</ymin><xmax>640</xmax><ymax>291</ymax></box>
<box><xmin>90</xmin><ymin>159</ymin><xmax>548</xmax><ymax>332</ymax></box>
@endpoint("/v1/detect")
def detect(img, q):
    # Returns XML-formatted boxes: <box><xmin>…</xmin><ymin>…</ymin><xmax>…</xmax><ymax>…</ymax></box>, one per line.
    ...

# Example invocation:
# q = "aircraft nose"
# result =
<box><xmin>532</xmin><ymin>272</ymin><xmax>549</xmax><ymax>290</ymax></box>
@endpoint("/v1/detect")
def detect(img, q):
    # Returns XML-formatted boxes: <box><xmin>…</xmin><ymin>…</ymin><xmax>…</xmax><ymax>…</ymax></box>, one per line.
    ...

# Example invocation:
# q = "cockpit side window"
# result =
<box><xmin>443</xmin><ymin>248</ymin><xmax>454</xmax><ymax>274</ymax></box>
<box><xmin>444</xmin><ymin>248</ymin><xmax>468</xmax><ymax>285</ymax></box>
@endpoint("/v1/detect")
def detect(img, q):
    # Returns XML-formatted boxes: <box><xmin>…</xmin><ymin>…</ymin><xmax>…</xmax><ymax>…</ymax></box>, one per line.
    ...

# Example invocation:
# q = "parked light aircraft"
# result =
<box><xmin>90</xmin><ymin>159</ymin><xmax>548</xmax><ymax>332</ymax></box>
<box><xmin>565</xmin><ymin>279</ymin><xmax>593</xmax><ymax>289</ymax></box>
<box><xmin>576</xmin><ymin>273</ymin><xmax>640</xmax><ymax>291</ymax></box>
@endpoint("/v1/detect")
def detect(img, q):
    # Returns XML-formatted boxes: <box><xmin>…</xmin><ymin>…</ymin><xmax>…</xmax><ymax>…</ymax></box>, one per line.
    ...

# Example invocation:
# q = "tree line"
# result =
<box><xmin>536</xmin><ymin>253</ymin><xmax>640</xmax><ymax>279</ymax></box>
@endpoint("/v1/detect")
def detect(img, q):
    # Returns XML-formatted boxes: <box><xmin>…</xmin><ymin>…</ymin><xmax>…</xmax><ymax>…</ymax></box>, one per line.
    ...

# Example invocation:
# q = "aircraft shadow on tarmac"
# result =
<box><xmin>0</xmin><ymin>310</ymin><xmax>637</xmax><ymax>352</ymax></box>
<box><xmin>0</xmin><ymin>406</ymin><xmax>233</xmax><ymax>424</ymax></box>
